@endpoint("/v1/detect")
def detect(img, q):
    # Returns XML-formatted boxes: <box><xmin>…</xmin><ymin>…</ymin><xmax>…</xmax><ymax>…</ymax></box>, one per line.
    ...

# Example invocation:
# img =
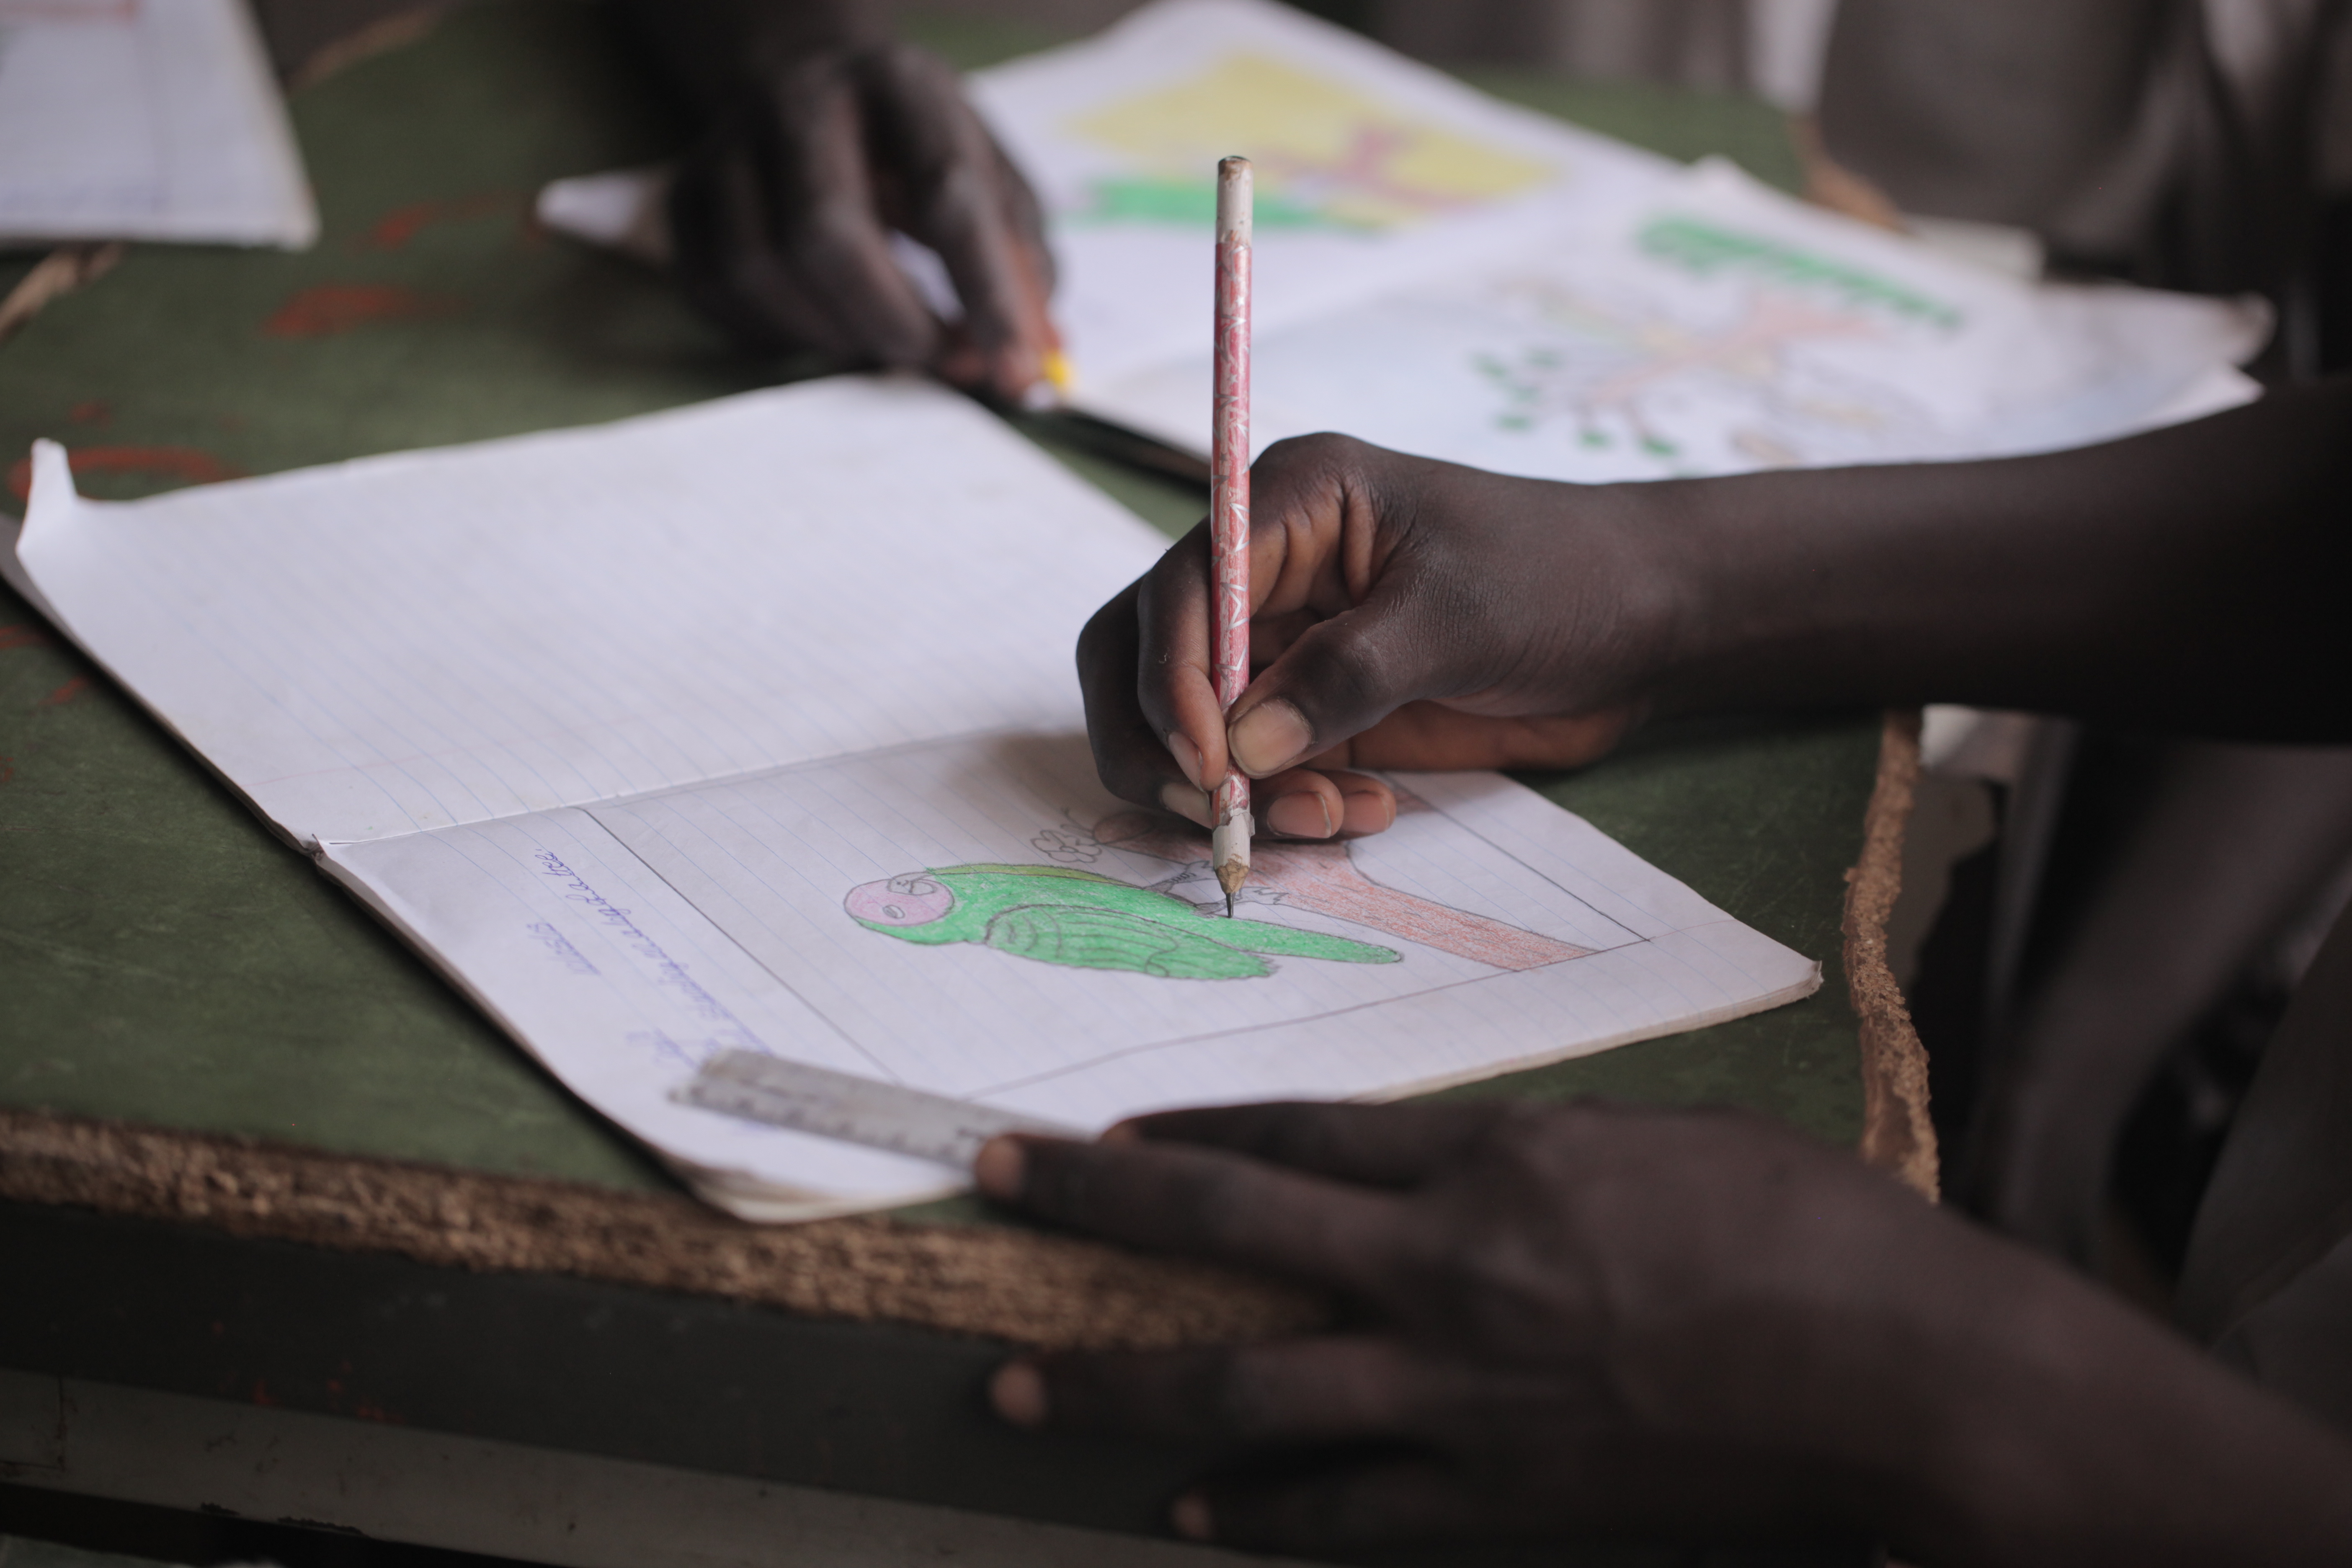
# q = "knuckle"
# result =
<box><xmin>1167</xmin><ymin>1160</ymin><xmax>1255</xmax><ymax>1243</ymax></box>
<box><xmin>1299</xmin><ymin>617</ymin><xmax>1397</xmax><ymax>716</ymax></box>
<box><xmin>1259</xmin><ymin>431</ymin><xmax>1364</xmax><ymax>491</ymax></box>
<box><xmin>1265</xmin><ymin>430</ymin><xmax>1358</xmax><ymax>465</ymax></box>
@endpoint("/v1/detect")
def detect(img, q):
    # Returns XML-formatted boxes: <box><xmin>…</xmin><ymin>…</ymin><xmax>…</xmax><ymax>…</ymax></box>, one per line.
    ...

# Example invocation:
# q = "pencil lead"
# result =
<box><xmin>1215</xmin><ymin>856</ymin><xmax>1247</xmax><ymax>916</ymax></box>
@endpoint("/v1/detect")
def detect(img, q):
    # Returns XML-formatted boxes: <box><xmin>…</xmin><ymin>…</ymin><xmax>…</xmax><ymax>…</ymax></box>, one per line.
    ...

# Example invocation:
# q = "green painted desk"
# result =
<box><xmin>0</xmin><ymin>8</ymin><xmax>1899</xmax><ymax>1564</ymax></box>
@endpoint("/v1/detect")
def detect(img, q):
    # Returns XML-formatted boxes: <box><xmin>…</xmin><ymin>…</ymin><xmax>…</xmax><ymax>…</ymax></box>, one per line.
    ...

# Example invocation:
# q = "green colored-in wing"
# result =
<box><xmin>1217</xmin><ymin>919</ymin><xmax>1401</xmax><ymax>965</ymax></box>
<box><xmin>983</xmin><ymin>904</ymin><xmax>1269</xmax><ymax>980</ymax></box>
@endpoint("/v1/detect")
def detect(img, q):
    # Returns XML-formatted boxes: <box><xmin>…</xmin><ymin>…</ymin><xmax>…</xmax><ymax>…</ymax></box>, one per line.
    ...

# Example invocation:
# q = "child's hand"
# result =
<box><xmin>666</xmin><ymin>38</ymin><xmax>1057</xmax><ymax>401</ymax></box>
<box><xmin>1078</xmin><ymin>433</ymin><xmax>1670</xmax><ymax>839</ymax></box>
<box><xmin>975</xmin><ymin>1100</ymin><xmax>2352</xmax><ymax>1562</ymax></box>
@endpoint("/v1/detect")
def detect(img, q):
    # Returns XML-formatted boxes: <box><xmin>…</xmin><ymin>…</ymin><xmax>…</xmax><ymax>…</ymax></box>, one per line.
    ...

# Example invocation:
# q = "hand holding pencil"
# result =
<box><xmin>1072</xmin><ymin>176</ymin><xmax>1640</xmax><ymax>862</ymax></box>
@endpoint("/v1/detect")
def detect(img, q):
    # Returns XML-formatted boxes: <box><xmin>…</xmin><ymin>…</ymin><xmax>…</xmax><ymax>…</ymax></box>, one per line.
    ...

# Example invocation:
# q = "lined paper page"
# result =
<box><xmin>321</xmin><ymin>806</ymin><xmax>962</xmax><ymax>1218</ymax></box>
<box><xmin>325</xmin><ymin>732</ymin><xmax>1816</xmax><ymax>1214</ymax></box>
<box><xmin>16</xmin><ymin>379</ymin><xmax>1169</xmax><ymax>846</ymax></box>
<box><xmin>0</xmin><ymin>0</ymin><xmax>315</xmax><ymax>247</ymax></box>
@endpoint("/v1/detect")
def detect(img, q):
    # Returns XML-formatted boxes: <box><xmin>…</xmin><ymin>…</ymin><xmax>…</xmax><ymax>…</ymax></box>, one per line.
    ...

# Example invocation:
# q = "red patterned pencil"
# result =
<box><xmin>1211</xmin><ymin>155</ymin><xmax>1254</xmax><ymax>917</ymax></box>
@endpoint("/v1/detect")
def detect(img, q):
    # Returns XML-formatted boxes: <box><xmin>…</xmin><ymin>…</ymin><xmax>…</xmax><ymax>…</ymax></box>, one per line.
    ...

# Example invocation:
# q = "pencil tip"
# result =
<box><xmin>1225</xmin><ymin>890</ymin><xmax>1236</xmax><ymax>918</ymax></box>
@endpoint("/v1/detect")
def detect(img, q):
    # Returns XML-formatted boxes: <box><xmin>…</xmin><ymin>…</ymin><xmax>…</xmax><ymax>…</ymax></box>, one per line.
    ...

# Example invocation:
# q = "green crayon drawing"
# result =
<box><xmin>1467</xmin><ymin>274</ymin><xmax>1918</xmax><ymax>468</ymax></box>
<box><xmin>1637</xmin><ymin>215</ymin><xmax>1963</xmax><ymax>329</ymax></box>
<box><xmin>1066</xmin><ymin>176</ymin><xmax>1347</xmax><ymax>231</ymax></box>
<box><xmin>844</xmin><ymin>863</ymin><xmax>1400</xmax><ymax>980</ymax></box>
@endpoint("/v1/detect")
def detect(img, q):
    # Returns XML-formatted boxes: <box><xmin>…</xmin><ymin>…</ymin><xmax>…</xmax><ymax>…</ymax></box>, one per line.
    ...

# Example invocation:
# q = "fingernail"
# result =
<box><xmin>1170</xmin><ymin>1492</ymin><xmax>1215</xmax><ymax>1541</ymax></box>
<box><xmin>1340</xmin><ymin>789</ymin><xmax>1395</xmax><ymax>836</ymax></box>
<box><xmin>990</xmin><ymin>1361</ymin><xmax>1048</xmax><ymax>1428</ymax></box>
<box><xmin>1230</xmin><ymin>700</ymin><xmax>1312</xmax><ymax>777</ymax></box>
<box><xmin>973</xmin><ymin>1136</ymin><xmax>1026</xmax><ymax>1200</ymax></box>
<box><xmin>1266</xmin><ymin>792</ymin><xmax>1334</xmax><ymax>839</ymax></box>
<box><xmin>1168</xmin><ymin>731</ymin><xmax>1205</xmax><ymax>789</ymax></box>
<box><xmin>1160</xmin><ymin>781</ymin><xmax>1213</xmax><ymax>827</ymax></box>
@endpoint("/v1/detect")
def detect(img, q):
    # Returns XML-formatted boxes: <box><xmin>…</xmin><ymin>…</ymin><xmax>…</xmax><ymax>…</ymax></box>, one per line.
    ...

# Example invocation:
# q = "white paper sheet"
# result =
<box><xmin>548</xmin><ymin>0</ymin><xmax>1678</xmax><ymax>387</ymax></box>
<box><xmin>1081</xmin><ymin>160</ymin><xmax>2270</xmax><ymax>475</ymax></box>
<box><xmin>13</xmin><ymin>379</ymin><xmax>1158</xmax><ymax>845</ymax></box>
<box><xmin>0</xmin><ymin>0</ymin><xmax>315</xmax><ymax>248</ymax></box>
<box><xmin>964</xmin><ymin>0</ymin><xmax>1676</xmax><ymax>388</ymax></box>
<box><xmin>10</xmin><ymin>376</ymin><xmax>1821</xmax><ymax>1218</ymax></box>
<box><xmin>539</xmin><ymin>5</ymin><xmax>2262</xmax><ymax>477</ymax></box>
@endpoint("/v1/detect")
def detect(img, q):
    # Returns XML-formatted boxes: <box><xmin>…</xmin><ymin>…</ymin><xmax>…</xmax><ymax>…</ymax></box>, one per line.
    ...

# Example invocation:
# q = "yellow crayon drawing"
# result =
<box><xmin>1063</xmin><ymin>53</ymin><xmax>1554</xmax><ymax>231</ymax></box>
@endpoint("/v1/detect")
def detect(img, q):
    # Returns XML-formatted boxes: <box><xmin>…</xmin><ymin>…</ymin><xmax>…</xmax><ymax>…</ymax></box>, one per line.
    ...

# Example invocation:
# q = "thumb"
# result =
<box><xmin>1223</xmin><ymin>579</ymin><xmax>1461</xmax><ymax>778</ymax></box>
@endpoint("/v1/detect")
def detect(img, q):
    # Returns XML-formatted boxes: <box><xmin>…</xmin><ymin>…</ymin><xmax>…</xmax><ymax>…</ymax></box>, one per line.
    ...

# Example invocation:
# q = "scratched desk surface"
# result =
<box><xmin>0</xmin><ymin>1</ymin><xmax>1864</xmax><ymax>1199</ymax></box>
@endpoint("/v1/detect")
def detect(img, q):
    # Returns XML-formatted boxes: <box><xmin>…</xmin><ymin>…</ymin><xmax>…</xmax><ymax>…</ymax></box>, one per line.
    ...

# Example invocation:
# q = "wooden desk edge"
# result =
<box><xmin>1848</xmin><ymin>709</ymin><xmax>1939</xmax><ymax>1202</ymax></box>
<box><xmin>1</xmin><ymin>713</ymin><xmax>1932</xmax><ymax>1351</ymax></box>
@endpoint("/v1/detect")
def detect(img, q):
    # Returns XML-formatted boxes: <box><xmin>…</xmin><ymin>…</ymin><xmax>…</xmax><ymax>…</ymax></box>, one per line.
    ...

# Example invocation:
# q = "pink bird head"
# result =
<box><xmin>845</xmin><ymin>872</ymin><xmax>956</xmax><ymax>928</ymax></box>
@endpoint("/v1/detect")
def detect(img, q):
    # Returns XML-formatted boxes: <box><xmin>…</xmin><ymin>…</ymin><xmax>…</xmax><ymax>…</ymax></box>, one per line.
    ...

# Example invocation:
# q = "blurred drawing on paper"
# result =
<box><xmin>1063</xmin><ymin>53</ymin><xmax>1553</xmax><ymax>232</ymax></box>
<box><xmin>845</xmin><ymin>802</ymin><xmax>1590</xmax><ymax>980</ymax></box>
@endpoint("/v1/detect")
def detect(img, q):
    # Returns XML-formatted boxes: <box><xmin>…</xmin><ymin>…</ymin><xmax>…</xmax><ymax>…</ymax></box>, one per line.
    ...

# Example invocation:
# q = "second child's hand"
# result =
<box><xmin>622</xmin><ymin>0</ymin><xmax>1060</xmax><ymax>401</ymax></box>
<box><xmin>971</xmin><ymin>1101</ymin><xmax>2352</xmax><ymax>1565</ymax></box>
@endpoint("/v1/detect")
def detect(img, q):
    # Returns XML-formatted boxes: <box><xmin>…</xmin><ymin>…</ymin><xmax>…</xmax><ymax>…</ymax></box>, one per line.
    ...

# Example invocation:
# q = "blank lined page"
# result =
<box><xmin>16</xmin><ymin>378</ymin><xmax>1169</xmax><ymax>846</ymax></box>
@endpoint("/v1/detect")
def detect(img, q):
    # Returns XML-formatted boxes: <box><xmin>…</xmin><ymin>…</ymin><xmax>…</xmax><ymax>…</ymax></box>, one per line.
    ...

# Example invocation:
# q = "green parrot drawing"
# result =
<box><xmin>843</xmin><ymin>864</ymin><xmax>1401</xmax><ymax>980</ymax></box>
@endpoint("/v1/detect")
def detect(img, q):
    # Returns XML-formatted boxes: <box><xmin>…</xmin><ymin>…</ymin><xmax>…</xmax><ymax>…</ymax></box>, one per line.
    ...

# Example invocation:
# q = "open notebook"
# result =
<box><xmin>4</xmin><ymin>377</ymin><xmax>1818</xmax><ymax>1218</ymax></box>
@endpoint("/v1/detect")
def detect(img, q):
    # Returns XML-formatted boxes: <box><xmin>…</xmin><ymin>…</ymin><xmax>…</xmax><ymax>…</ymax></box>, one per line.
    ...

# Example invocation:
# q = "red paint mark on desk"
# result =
<box><xmin>36</xmin><ymin>676</ymin><xmax>90</xmax><ymax>707</ymax></box>
<box><xmin>6</xmin><ymin>445</ymin><xmax>243</xmax><ymax>503</ymax></box>
<box><xmin>0</xmin><ymin>625</ymin><xmax>52</xmax><ymax>652</ymax></box>
<box><xmin>250</xmin><ymin>1378</ymin><xmax>279</xmax><ymax>1407</ymax></box>
<box><xmin>262</xmin><ymin>283</ymin><xmax>456</xmax><ymax>338</ymax></box>
<box><xmin>360</xmin><ymin>191</ymin><xmax>514</xmax><ymax>250</ymax></box>
<box><xmin>69</xmin><ymin>399</ymin><xmax>110</xmax><ymax>425</ymax></box>
<box><xmin>0</xmin><ymin>758</ymin><xmax>14</xmax><ymax>784</ymax></box>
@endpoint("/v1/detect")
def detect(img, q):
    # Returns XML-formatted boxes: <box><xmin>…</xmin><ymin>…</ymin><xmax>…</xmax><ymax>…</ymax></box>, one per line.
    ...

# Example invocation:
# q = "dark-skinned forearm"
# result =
<box><xmin>1845</xmin><ymin>1222</ymin><xmax>2352</xmax><ymax>1564</ymax></box>
<box><xmin>1629</xmin><ymin>379</ymin><xmax>2352</xmax><ymax>741</ymax></box>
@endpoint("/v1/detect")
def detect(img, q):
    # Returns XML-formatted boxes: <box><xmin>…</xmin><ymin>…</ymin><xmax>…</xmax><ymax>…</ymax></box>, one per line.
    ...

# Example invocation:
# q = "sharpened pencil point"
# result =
<box><xmin>1215</xmin><ymin>856</ymin><xmax>1247</xmax><ymax>916</ymax></box>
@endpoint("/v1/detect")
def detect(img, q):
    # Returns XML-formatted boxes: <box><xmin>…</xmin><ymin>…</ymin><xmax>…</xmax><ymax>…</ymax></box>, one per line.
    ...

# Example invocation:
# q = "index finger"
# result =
<box><xmin>1117</xmin><ymin>1100</ymin><xmax>1511</xmax><ymax>1188</ymax></box>
<box><xmin>1136</xmin><ymin>446</ymin><xmax>1362</xmax><ymax>789</ymax></box>
<box><xmin>1077</xmin><ymin>575</ymin><xmax>1212</xmax><ymax>825</ymax></box>
<box><xmin>759</xmin><ymin>54</ymin><xmax>940</xmax><ymax>368</ymax></box>
<box><xmin>975</xmin><ymin>1133</ymin><xmax>1413</xmax><ymax>1298</ymax></box>
<box><xmin>1129</xmin><ymin>519</ymin><xmax>1225</xmax><ymax>790</ymax></box>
